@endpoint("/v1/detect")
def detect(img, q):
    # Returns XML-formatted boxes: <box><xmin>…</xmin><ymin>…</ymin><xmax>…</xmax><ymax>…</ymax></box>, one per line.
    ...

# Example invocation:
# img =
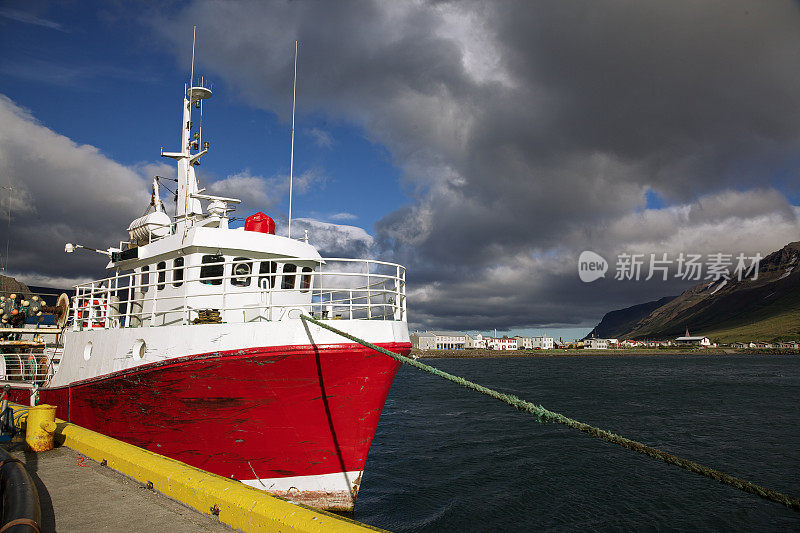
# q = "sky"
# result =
<box><xmin>1</xmin><ymin>1</ymin><xmax>800</xmax><ymax>338</ymax></box>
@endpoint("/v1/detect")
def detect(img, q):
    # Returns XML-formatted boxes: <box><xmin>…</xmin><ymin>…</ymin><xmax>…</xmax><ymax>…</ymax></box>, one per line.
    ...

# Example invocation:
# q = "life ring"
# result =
<box><xmin>78</xmin><ymin>299</ymin><xmax>107</xmax><ymax>328</ymax></box>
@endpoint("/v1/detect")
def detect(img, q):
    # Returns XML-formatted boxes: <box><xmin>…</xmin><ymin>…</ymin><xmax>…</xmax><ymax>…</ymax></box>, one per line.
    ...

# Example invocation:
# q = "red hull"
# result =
<box><xmin>9</xmin><ymin>342</ymin><xmax>408</xmax><ymax>509</ymax></box>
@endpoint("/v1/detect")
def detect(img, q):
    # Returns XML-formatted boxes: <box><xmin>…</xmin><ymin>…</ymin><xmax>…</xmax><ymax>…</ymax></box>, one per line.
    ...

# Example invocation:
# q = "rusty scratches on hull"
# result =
<box><xmin>25</xmin><ymin>341</ymin><xmax>409</xmax><ymax>510</ymax></box>
<box><xmin>278</xmin><ymin>483</ymin><xmax>362</xmax><ymax>513</ymax></box>
<box><xmin>270</xmin><ymin>472</ymin><xmax>365</xmax><ymax>512</ymax></box>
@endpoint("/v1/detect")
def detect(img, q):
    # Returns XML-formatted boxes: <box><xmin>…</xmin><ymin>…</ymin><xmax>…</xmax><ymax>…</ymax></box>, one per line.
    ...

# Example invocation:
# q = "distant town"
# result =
<box><xmin>410</xmin><ymin>331</ymin><xmax>800</xmax><ymax>351</ymax></box>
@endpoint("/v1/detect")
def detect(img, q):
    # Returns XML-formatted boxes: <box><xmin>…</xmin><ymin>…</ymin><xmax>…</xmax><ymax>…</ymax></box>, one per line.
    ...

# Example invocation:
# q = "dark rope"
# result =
<box><xmin>0</xmin><ymin>518</ymin><xmax>40</xmax><ymax>533</ymax></box>
<box><xmin>301</xmin><ymin>314</ymin><xmax>800</xmax><ymax>512</ymax></box>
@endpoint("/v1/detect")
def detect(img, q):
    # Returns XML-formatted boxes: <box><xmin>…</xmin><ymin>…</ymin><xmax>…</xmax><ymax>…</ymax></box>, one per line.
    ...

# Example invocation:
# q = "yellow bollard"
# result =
<box><xmin>26</xmin><ymin>404</ymin><xmax>57</xmax><ymax>451</ymax></box>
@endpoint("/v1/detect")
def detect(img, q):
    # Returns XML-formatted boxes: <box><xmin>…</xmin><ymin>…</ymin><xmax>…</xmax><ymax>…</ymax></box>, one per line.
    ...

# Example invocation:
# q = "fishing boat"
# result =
<box><xmin>2</xmin><ymin>73</ymin><xmax>410</xmax><ymax>511</ymax></box>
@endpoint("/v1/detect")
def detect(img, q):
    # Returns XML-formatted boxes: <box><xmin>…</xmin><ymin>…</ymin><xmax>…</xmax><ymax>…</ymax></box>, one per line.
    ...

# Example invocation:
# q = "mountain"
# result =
<box><xmin>591</xmin><ymin>241</ymin><xmax>800</xmax><ymax>343</ymax></box>
<box><xmin>586</xmin><ymin>295</ymin><xmax>677</xmax><ymax>339</ymax></box>
<box><xmin>0</xmin><ymin>277</ymin><xmax>71</xmax><ymax>300</ymax></box>
<box><xmin>0</xmin><ymin>274</ymin><xmax>30</xmax><ymax>295</ymax></box>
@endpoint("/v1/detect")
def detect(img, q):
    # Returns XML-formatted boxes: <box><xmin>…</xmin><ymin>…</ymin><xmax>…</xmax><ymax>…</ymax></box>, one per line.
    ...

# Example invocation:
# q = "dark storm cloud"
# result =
<box><xmin>0</xmin><ymin>96</ymin><xmax>152</xmax><ymax>285</ymax></box>
<box><xmin>156</xmin><ymin>2</ymin><xmax>800</xmax><ymax>329</ymax></box>
<box><xmin>489</xmin><ymin>2</ymin><xmax>800</xmax><ymax>195</ymax></box>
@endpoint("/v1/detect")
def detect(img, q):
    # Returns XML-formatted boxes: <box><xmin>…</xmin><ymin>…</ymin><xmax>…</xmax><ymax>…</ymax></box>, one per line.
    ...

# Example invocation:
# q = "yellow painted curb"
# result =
<box><xmin>15</xmin><ymin>406</ymin><xmax>386</xmax><ymax>533</ymax></box>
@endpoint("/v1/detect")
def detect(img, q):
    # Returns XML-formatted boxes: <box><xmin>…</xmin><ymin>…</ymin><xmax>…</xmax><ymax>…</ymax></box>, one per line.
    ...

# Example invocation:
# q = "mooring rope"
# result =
<box><xmin>301</xmin><ymin>314</ymin><xmax>800</xmax><ymax>512</ymax></box>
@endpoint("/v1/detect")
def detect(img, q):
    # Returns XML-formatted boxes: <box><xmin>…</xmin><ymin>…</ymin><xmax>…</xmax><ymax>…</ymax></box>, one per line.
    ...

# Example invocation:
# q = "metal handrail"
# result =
<box><xmin>70</xmin><ymin>257</ymin><xmax>406</xmax><ymax>331</ymax></box>
<box><xmin>0</xmin><ymin>349</ymin><xmax>61</xmax><ymax>385</ymax></box>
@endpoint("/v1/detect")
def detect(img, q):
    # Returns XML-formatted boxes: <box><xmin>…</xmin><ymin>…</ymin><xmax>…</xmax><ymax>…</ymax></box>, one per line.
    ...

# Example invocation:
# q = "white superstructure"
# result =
<box><xmin>49</xmin><ymin>81</ymin><xmax>408</xmax><ymax>388</ymax></box>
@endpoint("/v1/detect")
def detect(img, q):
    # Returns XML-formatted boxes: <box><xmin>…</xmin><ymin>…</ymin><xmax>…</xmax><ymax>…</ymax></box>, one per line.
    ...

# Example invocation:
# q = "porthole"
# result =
<box><xmin>84</xmin><ymin>342</ymin><xmax>93</xmax><ymax>361</ymax></box>
<box><xmin>132</xmin><ymin>339</ymin><xmax>146</xmax><ymax>360</ymax></box>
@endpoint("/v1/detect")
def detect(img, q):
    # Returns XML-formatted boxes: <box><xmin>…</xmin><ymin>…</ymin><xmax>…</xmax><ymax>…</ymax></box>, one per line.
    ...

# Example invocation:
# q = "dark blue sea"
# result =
<box><xmin>354</xmin><ymin>354</ymin><xmax>800</xmax><ymax>531</ymax></box>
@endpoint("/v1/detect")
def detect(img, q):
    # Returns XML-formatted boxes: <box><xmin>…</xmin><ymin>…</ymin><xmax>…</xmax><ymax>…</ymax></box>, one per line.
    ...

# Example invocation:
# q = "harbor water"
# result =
<box><xmin>355</xmin><ymin>354</ymin><xmax>800</xmax><ymax>531</ymax></box>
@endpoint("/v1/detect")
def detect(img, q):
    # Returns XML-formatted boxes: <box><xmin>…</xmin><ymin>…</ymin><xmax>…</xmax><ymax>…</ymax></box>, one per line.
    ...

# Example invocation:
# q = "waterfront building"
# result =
<box><xmin>465</xmin><ymin>333</ymin><xmax>486</xmax><ymax>349</ymax></box>
<box><xmin>410</xmin><ymin>332</ymin><xmax>437</xmax><ymax>351</ymax></box>
<box><xmin>410</xmin><ymin>331</ymin><xmax>466</xmax><ymax>350</ymax></box>
<box><xmin>486</xmin><ymin>337</ymin><xmax>518</xmax><ymax>350</ymax></box>
<box><xmin>514</xmin><ymin>336</ymin><xmax>533</xmax><ymax>349</ymax></box>
<box><xmin>776</xmin><ymin>342</ymin><xmax>799</xmax><ymax>349</ymax></box>
<box><xmin>673</xmin><ymin>336</ymin><xmax>711</xmax><ymax>347</ymax></box>
<box><xmin>431</xmin><ymin>331</ymin><xmax>466</xmax><ymax>350</ymax></box>
<box><xmin>583</xmin><ymin>338</ymin><xmax>609</xmax><ymax>349</ymax></box>
<box><xmin>531</xmin><ymin>336</ymin><xmax>554</xmax><ymax>350</ymax></box>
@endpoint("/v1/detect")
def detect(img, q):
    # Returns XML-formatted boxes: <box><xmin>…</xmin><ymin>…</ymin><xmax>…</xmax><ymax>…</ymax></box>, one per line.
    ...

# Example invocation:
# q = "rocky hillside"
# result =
<box><xmin>586</xmin><ymin>296</ymin><xmax>677</xmax><ymax>339</ymax></box>
<box><xmin>0</xmin><ymin>274</ymin><xmax>30</xmax><ymax>295</ymax></box>
<box><xmin>591</xmin><ymin>241</ymin><xmax>800</xmax><ymax>343</ymax></box>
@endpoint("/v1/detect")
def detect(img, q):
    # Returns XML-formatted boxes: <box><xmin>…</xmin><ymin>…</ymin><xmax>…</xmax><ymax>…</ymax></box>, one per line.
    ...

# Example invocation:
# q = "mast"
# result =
<box><xmin>288</xmin><ymin>40</ymin><xmax>298</xmax><ymax>239</ymax></box>
<box><xmin>161</xmin><ymin>27</ymin><xmax>211</xmax><ymax>234</ymax></box>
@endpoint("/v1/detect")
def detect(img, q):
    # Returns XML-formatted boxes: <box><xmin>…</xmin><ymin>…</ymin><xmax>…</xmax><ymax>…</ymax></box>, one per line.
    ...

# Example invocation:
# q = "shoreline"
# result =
<box><xmin>413</xmin><ymin>348</ymin><xmax>800</xmax><ymax>359</ymax></box>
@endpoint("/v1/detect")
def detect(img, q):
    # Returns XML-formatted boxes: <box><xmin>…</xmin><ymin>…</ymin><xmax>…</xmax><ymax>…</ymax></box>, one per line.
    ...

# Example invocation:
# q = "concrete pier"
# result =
<box><xmin>6</xmin><ymin>443</ymin><xmax>232</xmax><ymax>532</ymax></box>
<box><xmin>0</xmin><ymin>401</ymin><xmax>383</xmax><ymax>532</ymax></box>
<box><xmin>1</xmin><ymin>409</ymin><xmax>384</xmax><ymax>532</ymax></box>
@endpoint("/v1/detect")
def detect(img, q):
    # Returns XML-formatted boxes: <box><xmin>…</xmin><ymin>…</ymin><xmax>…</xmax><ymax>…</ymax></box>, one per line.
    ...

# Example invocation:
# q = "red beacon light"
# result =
<box><xmin>244</xmin><ymin>212</ymin><xmax>275</xmax><ymax>235</ymax></box>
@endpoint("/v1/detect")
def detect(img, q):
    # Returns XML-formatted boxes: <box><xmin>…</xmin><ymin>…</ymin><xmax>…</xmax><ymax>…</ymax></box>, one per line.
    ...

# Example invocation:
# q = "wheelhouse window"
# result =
<box><xmin>300</xmin><ymin>267</ymin><xmax>312</xmax><ymax>292</ymax></box>
<box><xmin>157</xmin><ymin>261</ymin><xmax>166</xmax><ymax>290</ymax></box>
<box><xmin>232</xmin><ymin>257</ymin><xmax>252</xmax><ymax>287</ymax></box>
<box><xmin>200</xmin><ymin>254</ymin><xmax>224</xmax><ymax>285</ymax></box>
<box><xmin>173</xmin><ymin>257</ymin><xmax>184</xmax><ymax>287</ymax></box>
<box><xmin>259</xmin><ymin>261</ymin><xmax>277</xmax><ymax>289</ymax></box>
<box><xmin>282</xmin><ymin>264</ymin><xmax>297</xmax><ymax>290</ymax></box>
<box><xmin>140</xmin><ymin>265</ymin><xmax>150</xmax><ymax>293</ymax></box>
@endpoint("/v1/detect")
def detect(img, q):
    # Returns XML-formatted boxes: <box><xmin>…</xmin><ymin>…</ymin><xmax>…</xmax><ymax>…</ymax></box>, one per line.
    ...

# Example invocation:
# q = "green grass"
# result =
<box><xmin>702</xmin><ymin>309</ymin><xmax>800</xmax><ymax>343</ymax></box>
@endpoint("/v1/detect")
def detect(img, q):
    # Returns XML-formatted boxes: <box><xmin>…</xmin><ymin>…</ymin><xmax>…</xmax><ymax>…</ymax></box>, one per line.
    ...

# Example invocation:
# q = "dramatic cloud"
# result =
<box><xmin>208</xmin><ymin>168</ymin><xmax>325</xmax><ymax>214</ymax></box>
<box><xmin>291</xmin><ymin>218</ymin><xmax>375</xmax><ymax>259</ymax></box>
<box><xmin>0</xmin><ymin>95</ymin><xmax>149</xmax><ymax>285</ymax></box>
<box><xmin>0</xmin><ymin>93</ymin><xmax>374</xmax><ymax>294</ymax></box>
<box><xmin>151</xmin><ymin>0</ymin><xmax>800</xmax><ymax>331</ymax></box>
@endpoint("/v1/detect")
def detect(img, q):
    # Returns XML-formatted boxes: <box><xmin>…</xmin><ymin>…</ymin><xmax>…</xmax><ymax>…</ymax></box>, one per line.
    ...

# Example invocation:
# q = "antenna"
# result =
<box><xmin>288</xmin><ymin>40</ymin><xmax>298</xmax><ymax>239</ymax></box>
<box><xmin>189</xmin><ymin>26</ymin><xmax>196</xmax><ymax>108</ymax></box>
<box><xmin>199</xmin><ymin>75</ymin><xmax>204</xmax><ymax>149</ymax></box>
<box><xmin>182</xmin><ymin>25</ymin><xmax>197</xmax><ymax>240</ymax></box>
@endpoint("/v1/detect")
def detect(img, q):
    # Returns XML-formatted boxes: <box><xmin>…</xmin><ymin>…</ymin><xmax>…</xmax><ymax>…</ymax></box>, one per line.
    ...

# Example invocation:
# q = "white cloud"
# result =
<box><xmin>0</xmin><ymin>7</ymin><xmax>64</xmax><ymax>31</ymax></box>
<box><xmin>0</xmin><ymin>58</ymin><xmax>150</xmax><ymax>89</ymax></box>
<box><xmin>292</xmin><ymin>218</ymin><xmax>374</xmax><ymax>259</ymax></box>
<box><xmin>434</xmin><ymin>2</ymin><xmax>514</xmax><ymax>87</ymax></box>
<box><xmin>598</xmin><ymin>189</ymin><xmax>800</xmax><ymax>258</ymax></box>
<box><xmin>208</xmin><ymin>170</ymin><xmax>273</xmax><ymax>208</ymax></box>
<box><xmin>8</xmin><ymin>271</ymin><xmax>94</xmax><ymax>290</ymax></box>
<box><xmin>305</xmin><ymin>127</ymin><xmax>333</xmax><ymax>148</ymax></box>
<box><xmin>0</xmin><ymin>94</ymin><xmax>150</xmax><ymax>280</ymax></box>
<box><xmin>208</xmin><ymin>168</ymin><xmax>326</xmax><ymax>213</ymax></box>
<box><xmin>329</xmin><ymin>212</ymin><xmax>357</xmax><ymax>221</ymax></box>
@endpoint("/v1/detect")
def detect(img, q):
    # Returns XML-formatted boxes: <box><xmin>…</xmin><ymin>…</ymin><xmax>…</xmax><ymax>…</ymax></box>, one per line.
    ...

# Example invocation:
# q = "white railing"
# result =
<box><xmin>70</xmin><ymin>257</ymin><xmax>406</xmax><ymax>331</ymax></box>
<box><xmin>0</xmin><ymin>348</ymin><xmax>61</xmax><ymax>385</ymax></box>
